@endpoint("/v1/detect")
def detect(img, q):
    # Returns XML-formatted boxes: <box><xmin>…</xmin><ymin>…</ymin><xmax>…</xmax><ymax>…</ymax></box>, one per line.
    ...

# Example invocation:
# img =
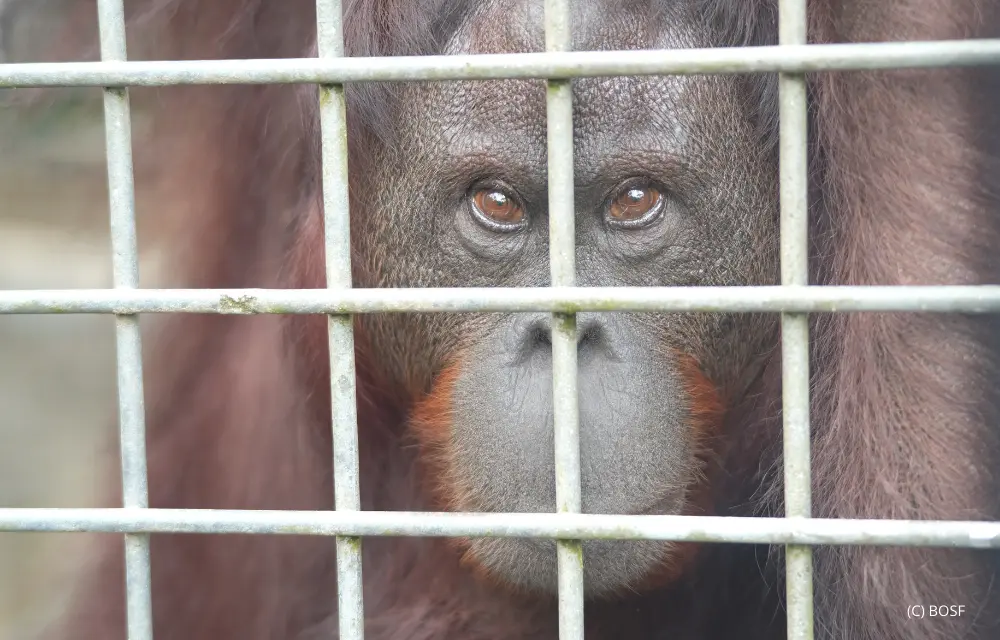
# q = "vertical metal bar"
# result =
<box><xmin>316</xmin><ymin>1</ymin><xmax>364</xmax><ymax>639</ymax></box>
<box><xmin>96</xmin><ymin>1</ymin><xmax>153</xmax><ymax>639</ymax></box>
<box><xmin>778</xmin><ymin>1</ymin><xmax>815</xmax><ymax>640</ymax></box>
<box><xmin>544</xmin><ymin>1</ymin><xmax>584</xmax><ymax>639</ymax></box>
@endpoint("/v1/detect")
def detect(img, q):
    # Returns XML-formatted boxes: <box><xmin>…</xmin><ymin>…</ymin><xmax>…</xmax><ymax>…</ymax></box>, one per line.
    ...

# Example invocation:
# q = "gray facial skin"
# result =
<box><xmin>353</xmin><ymin>0</ymin><xmax>779</xmax><ymax>597</ymax></box>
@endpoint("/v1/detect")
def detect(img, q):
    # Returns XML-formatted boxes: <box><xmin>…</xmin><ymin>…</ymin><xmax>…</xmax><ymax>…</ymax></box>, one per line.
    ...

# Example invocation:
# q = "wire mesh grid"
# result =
<box><xmin>2</xmin><ymin>0</ymin><xmax>1000</xmax><ymax>639</ymax></box>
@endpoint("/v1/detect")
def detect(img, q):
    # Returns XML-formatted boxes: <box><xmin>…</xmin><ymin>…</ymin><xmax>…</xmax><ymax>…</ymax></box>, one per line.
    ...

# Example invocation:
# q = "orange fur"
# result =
<box><xmin>409</xmin><ymin>358</ymin><xmax>505</xmax><ymax>588</ymax></box>
<box><xmin>634</xmin><ymin>351</ymin><xmax>727</xmax><ymax>591</ymax></box>
<box><xmin>409</xmin><ymin>358</ymin><xmax>465</xmax><ymax>510</ymax></box>
<box><xmin>676</xmin><ymin>352</ymin><xmax>727</xmax><ymax>446</ymax></box>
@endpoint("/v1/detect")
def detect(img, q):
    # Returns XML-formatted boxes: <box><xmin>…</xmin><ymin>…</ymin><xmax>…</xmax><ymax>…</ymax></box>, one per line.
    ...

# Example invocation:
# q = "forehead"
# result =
<box><xmin>450</xmin><ymin>0</ymin><xmax>702</xmax><ymax>54</ymax></box>
<box><xmin>396</xmin><ymin>0</ymin><xmax>749</xmax><ymax>180</ymax></box>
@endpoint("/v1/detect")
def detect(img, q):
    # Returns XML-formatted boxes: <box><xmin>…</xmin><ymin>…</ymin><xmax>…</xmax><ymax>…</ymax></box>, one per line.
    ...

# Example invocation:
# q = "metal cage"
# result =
<box><xmin>3</xmin><ymin>1</ymin><xmax>1000</xmax><ymax>639</ymax></box>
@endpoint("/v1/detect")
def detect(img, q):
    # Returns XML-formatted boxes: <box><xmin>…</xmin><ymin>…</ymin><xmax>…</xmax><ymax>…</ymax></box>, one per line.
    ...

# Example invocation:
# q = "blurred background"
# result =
<box><xmin>1</xmin><ymin>2</ymin><xmax>163</xmax><ymax>637</ymax></box>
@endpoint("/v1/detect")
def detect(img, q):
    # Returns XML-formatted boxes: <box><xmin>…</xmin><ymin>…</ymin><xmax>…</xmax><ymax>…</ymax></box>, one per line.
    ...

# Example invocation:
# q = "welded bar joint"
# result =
<box><xmin>316</xmin><ymin>1</ymin><xmax>365</xmax><ymax>638</ymax></box>
<box><xmin>778</xmin><ymin>1</ymin><xmax>814</xmax><ymax>640</ymax></box>
<box><xmin>96</xmin><ymin>0</ymin><xmax>154</xmax><ymax>639</ymax></box>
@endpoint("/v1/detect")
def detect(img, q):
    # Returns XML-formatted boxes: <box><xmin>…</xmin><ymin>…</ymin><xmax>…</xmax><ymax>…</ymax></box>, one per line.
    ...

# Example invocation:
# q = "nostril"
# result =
<box><xmin>577</xmin><ymin>319</ymin><xmax>604</xmax><ymax>347</ymax></box>
<box><xmin>516</xmin><ymin>314</ymin><xmax>609</xmax><ymax>357</ymax></box>
<box><xmin>529</xmin><ymin>321</ymin><xmax>552</xmax><ymax>349</ymax></box>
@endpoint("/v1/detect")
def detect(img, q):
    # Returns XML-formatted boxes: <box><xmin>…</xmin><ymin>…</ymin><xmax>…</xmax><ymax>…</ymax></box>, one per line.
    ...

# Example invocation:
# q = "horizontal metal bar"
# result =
<box><xmin>2</xmin><ymin>508</ymin><xmax>998</xmax><ymax>549</ymax></box>
<box><xmin>3</xmin><ymin>286</ymin><xmax>1000</xmax><ymax>315</ymax></box>
<box><xmin>3</xmin><ymin>39</ymin><xmax>1000</xmax><ymax>88</ymax></box>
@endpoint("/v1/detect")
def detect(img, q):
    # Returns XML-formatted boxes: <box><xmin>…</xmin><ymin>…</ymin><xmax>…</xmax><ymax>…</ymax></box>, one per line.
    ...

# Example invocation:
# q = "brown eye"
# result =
<box><xmin>471</xmin><ymin>187</ymin><xmax>526</xmax><ymax>231</ymax></box>
<box><xmin>607</xmin><ymin>184</ymin><xmax>663</xmax><ymax>228</ymax></box>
